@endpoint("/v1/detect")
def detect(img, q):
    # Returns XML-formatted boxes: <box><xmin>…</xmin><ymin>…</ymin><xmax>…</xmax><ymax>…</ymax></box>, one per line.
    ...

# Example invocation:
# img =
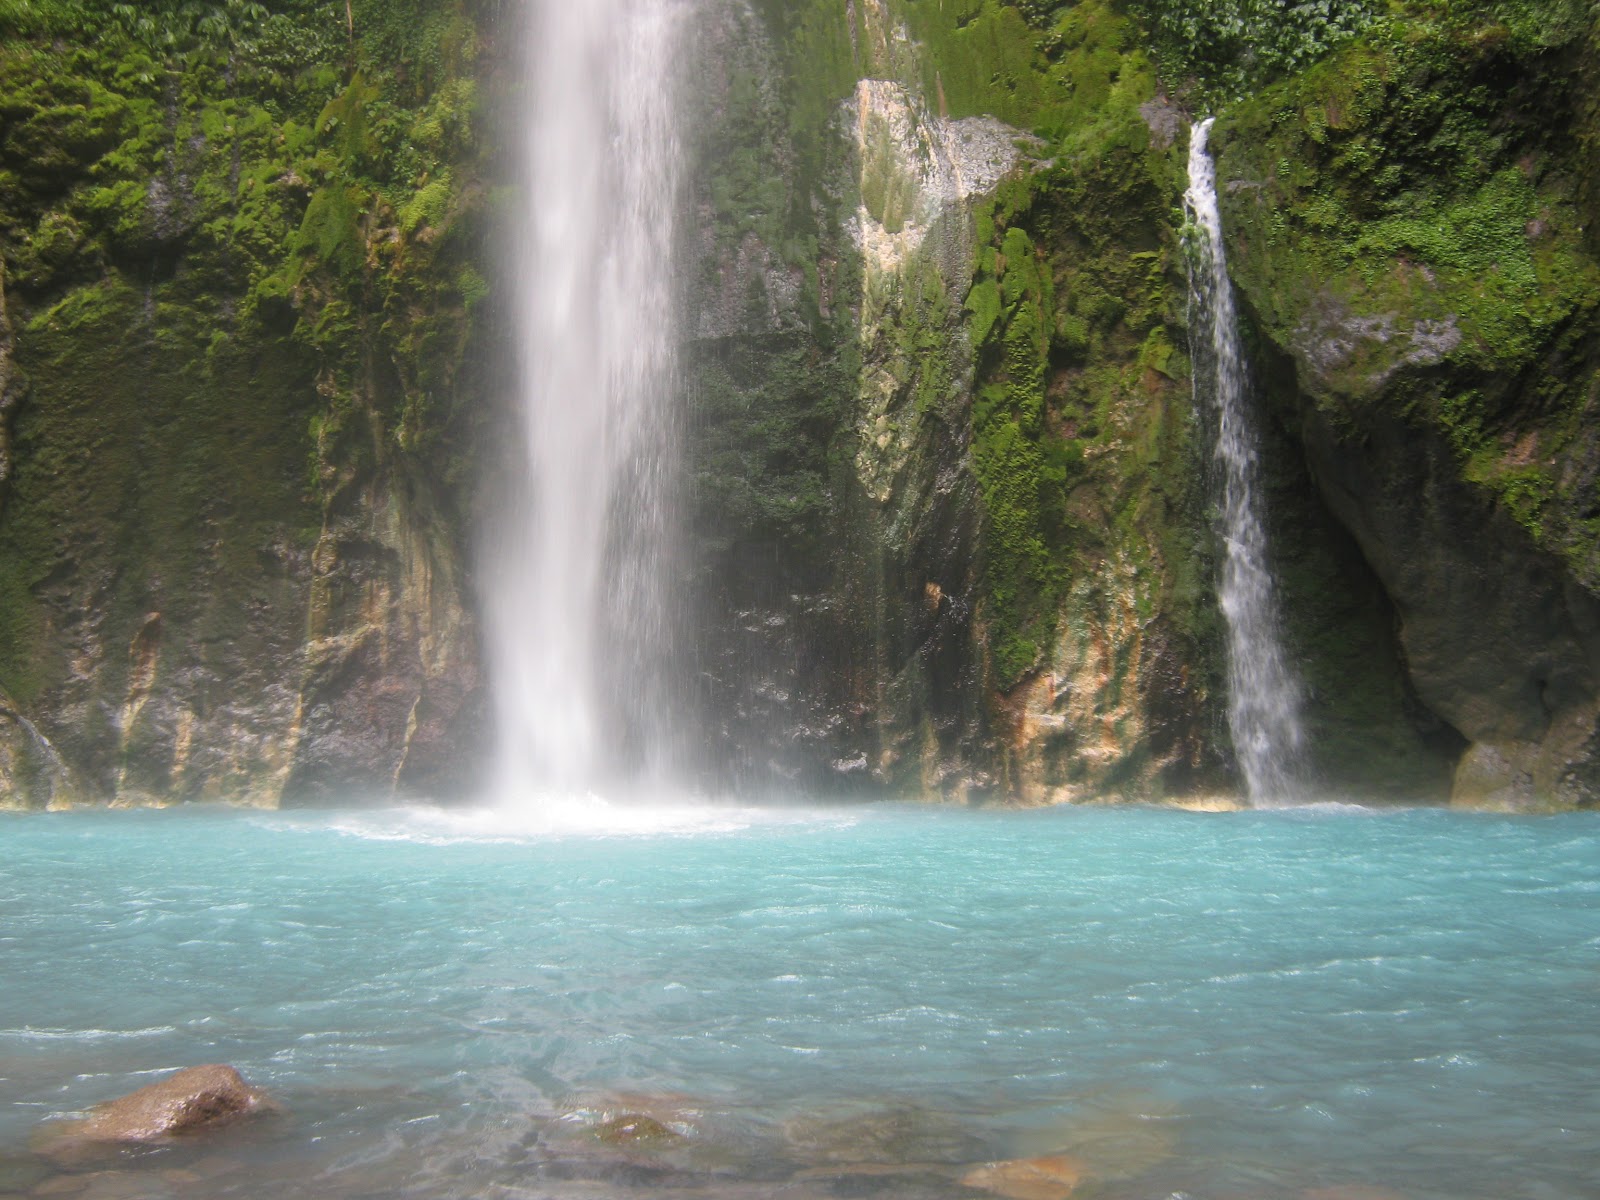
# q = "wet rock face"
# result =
<box><xmin>0</xmin><ymin>262</ymin><xmax>18</xmax><ymax>512</ymax></box>
<box><xmin>681</xmin><ymin>2</ymin><xmax>996</xmax><ymax>799</ymax></box>
<box><xmin>1297</xmin><ymin>401</ymin><xmax>1600</xmax><ymax>807</ymax></box>
<box><xmin>1212</xmin><ymin>18</ymin><xmax>1600</xmax><ymax>807</ymax></box>
<box><xmin>0</xmin><ymin>688</ymin><xmax>73</xmax><ymax>810</ymax></box>
<box><xmin>279</xmin><ymin>481</ymin><xmax>486</xmax><ymax>807</ymax></box>
<box><xmin>842</xmin><ymin>78</ymin><xmax>1029</xmax><ymax>291</ymax></box>
<box><xmin>0</xmin><ymin>16</ymin><xmax>492</xmax><ymax>809</ymax></box>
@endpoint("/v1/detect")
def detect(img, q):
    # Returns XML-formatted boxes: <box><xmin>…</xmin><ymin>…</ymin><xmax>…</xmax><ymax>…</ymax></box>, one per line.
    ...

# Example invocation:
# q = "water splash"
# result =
<box><xmin>483</xmin><ymin>0</ymin><xmax>693</xmax><ymax>808</ymax></box>
<box><xmin>287</xmin><ymin>801</ymin><xmax>864</xmax><ymax>846</ymax></box>
<box><xmin>1183</xmin><ymin>118</ymin><xmax>1307</xmax><ymax>806</ymax></box>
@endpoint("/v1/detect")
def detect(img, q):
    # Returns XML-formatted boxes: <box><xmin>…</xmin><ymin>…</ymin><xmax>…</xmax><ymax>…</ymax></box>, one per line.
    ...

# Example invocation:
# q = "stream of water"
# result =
<box><xmin>1185</xmin><ymin>119</ymin><xmax>1309</xmax><ymax>807</ymax></box>
<box><xmin>3</xmin><ymin>805</ymin><xmax>1597</xmax><ymax>1200</ymax></box>
<box><xmin>482</xmin><ymin>0</ymin><xmax>692</xmax><ymax>808</ymax></box>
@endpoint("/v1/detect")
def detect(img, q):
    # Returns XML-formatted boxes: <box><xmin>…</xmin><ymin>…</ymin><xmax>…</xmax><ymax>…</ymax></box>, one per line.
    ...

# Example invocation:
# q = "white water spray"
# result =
<box><xmin>1183</xmin><ymin>118</ymin><xmax>1307</xmax><ymax>806</ymax></box>
<box><xmin>484</xmin><ymin>0</ymin><xmax>692</xmax><ymax>807</ymax></box>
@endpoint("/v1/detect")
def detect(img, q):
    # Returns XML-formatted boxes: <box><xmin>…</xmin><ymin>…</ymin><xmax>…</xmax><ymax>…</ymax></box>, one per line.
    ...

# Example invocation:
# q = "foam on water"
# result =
<box><xmin>4</xmin><ymin>805</ymin><xmax>1598</xmax><ymax>1200</ymax></box>
<box><xmin>296</xmin><ymin>797</ymin><xmax>864</xmax><ymax>844</ymax></box>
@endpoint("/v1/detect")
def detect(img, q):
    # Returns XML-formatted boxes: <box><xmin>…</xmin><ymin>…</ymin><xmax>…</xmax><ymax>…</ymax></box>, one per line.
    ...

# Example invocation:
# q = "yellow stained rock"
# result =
<box><xmin>1027</xmin><ymin>1094</ymin><xmax>1177</xmax><ymax>1181</ymax></box>
<box><xmin>960</xmin><ymin>1154</ymin><xmax>1087</xmax><ymax>1200</ymax></box>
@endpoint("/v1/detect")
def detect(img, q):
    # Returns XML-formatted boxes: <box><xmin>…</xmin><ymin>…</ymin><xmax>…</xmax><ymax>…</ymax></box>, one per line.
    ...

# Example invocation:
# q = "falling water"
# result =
<box><xmin>483</xmin><ymin>0</ymin><xmax>691</xmax><ymax>806</ymax></box>
<box><xmin>1183</xmin><ymin>118</ymin><xmax>1307</xmax><ymax>806</ymax></box>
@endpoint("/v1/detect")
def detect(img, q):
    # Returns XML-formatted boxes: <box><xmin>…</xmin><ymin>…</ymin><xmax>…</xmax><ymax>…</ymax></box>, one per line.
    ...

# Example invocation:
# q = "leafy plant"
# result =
<box><xmin>1128</xmin><ymin>0</ymin><xmax>1378</xmax><ymax>101</ymax></box>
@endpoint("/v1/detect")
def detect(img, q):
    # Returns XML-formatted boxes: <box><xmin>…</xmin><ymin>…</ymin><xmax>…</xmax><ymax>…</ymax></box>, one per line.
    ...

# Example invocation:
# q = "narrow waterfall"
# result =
<box><xmin>484</xmin><ymin>0</ymin><xmax>691</xmax><ymax>805</ymax></box>
<box><xmin>1183</xmin><ymin>118</ymin><xmax>1307</xmax><ymax>806</ymax></box>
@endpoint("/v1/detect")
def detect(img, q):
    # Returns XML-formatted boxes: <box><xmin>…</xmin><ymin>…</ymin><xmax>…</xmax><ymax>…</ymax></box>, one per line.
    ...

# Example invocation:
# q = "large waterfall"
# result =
<box><xmin>1183</xmin><ymin>119</ymin><xmax>1308</xmax><ymax>806</ymax></box>
<box><xmin>483</xmin><ymin>0</ymin><xmax>692</xmax><ymax>806</ymax></box>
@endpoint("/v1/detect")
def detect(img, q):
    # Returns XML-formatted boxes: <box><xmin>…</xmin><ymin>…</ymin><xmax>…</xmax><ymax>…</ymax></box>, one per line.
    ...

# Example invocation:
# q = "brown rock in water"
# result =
<box><xmin>37</xmin><ymin>1066</ymin><xmax>274</xmax><ymax>1161</ymax></box>
<box><xmin>1023</xmin><ymin>1094</ymin><xmax>1177</xmax><ymax>1182</ymax></box>
<box><xmin>594</xmin><ymin>1113</ymin><xmax>680</xmax><ymax>1147</ymax></box>
<box><xmin>960</xmin><ymin>1155</ymin><xmax>1087</xmax><ymax>1200</ymax></box>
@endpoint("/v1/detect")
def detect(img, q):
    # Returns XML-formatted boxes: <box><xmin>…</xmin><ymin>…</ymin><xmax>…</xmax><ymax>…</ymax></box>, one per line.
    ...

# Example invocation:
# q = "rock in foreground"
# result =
<box><xmin>38</xmin><ymin>1065</ymin><xmax>275</xmax><ymax>1161</ymax></box>
<box><xmin>960</xmin><ymin>1154</ymin><xmax>1086</xmax><ymax>1200</ymax></box>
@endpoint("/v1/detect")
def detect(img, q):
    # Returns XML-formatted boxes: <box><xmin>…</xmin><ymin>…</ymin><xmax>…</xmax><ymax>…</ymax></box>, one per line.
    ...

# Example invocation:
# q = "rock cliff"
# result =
<box><xmin>0</xmin><ymin>0</ymin><xmax>490</xmax><ymax>807</ymax></box>
<box><xmin>1215</xmin><ymin>3</ymin><xmax>1600</xmax><ymax>806</ymax></box>
<box><xmin>2</xmin><ymin>0</ymin><xmax>1597</xmax><ymax>808</ymax></box>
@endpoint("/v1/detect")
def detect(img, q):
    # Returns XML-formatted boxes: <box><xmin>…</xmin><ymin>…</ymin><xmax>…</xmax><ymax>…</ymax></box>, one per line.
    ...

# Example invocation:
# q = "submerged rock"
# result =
<box><xmin>0</xmin><ymin>1152</ymin><xmax>52</xmax><ymax>1192</ymax></box>
<box><xmin>36</xmin><ymin>1066</ymin><xmax>275</xmax><ymax>1162</ymax></box>
<box><xmin>30</xmin><ymin>1168</ymin><xmax>177</xmax><ymax>1199</ymax></box>
<box><xmin>784</xmin><ymin>1105</ymin><xmax>988</xmax><ymax>1166</ymax></box>
<box><xmin>594</xmin><ymin>1114</ymin><xmax>681</xmax><ymax>1147</ymax></box>
<box><xmin>959</xmin><ymin>1154</ymin><xmax>1086</xmax><ymax>1200</ymax></box>
<box><xmin>1018</xmin><ymin>1098</ymin><xmax>1177</xmax><ymax>1183</ymax></box>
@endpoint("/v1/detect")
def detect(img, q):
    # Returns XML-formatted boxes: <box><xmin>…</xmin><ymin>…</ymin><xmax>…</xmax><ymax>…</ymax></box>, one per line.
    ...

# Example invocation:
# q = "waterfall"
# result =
<box><xmin>1183</xmin><ymin>118</ymin><xmax>1307</xmax><ymax>806</ymax></box>
<box><xmin>483</xmin><ymin>0</ymin><xmax>692</xmax><ymax>806</ymax></box>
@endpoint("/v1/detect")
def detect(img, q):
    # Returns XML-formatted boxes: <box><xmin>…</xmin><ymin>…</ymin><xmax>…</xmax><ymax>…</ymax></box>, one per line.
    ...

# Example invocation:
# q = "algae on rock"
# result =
<box><xmin>685</xmin><ymin>0</ymin><xmax>1229</xmax><ymax>802</ymax></box>
<box><xmin>1213</xmin><ymin>2</ymin><xmax>1600</xmax><ymax>806</ymax></box>
<box><xmin>0</xmin><ymin>0</ymin><xmax>492</xmax><ymax>807</ymax></box>
<box><xmin>699</xmin><ymin>0</ymin><xmax>1534</xmax><ymax>805</ymax></box>
<box><xmin>4</xmin><ymin>0</ymin><xmax>1599</xmax><ymax>809</ymax></box>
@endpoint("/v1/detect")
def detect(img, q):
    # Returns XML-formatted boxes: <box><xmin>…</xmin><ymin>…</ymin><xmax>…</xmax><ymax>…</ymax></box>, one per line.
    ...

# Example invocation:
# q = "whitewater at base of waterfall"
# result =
<box><xmin>1184</xmin><ymin>118</ymin><xmax>1309</xmax><ymax>807</ymax></box>
<box><xmin>482</xmin><ymin>0</ymin><xmax>695</xmax><ymax>811</ymax></box>
<box><xmin>338</xmin><ymin>791</ymin><xmax>847</xmax><ymax>842</ymax></box>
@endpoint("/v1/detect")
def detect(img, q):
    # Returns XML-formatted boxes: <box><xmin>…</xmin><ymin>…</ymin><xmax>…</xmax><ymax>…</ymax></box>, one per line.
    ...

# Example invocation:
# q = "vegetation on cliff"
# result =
<box><xmin>712</xmin><ymin>0</ymin><xmax>1599</xmax><ymax>804</ymax></box>
<box><xmin>0</xmin><ymin>0</ymin><xmax>491</xmax><ymax>804</ymax></box>
<box><xmin>1218</xmin><ymin>0</ymin><xmax>1600</xmax><ymax>582</ymax></box>
<box><xmin>2</xmin><ymin>0</ymin><xmax>1597</xmax><ymax>806</ymax></box>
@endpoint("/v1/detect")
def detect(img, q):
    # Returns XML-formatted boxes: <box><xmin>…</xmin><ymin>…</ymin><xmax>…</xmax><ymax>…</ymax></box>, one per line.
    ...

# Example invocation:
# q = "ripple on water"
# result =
<box><xmin>2</xmin><ymin>804</ymin><xmax>1599</xmax><ymax>1199</ymax></box>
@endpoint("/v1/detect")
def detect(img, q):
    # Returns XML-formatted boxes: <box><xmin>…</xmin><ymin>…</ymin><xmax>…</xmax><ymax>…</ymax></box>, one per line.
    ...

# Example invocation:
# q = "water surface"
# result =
<box><xmin>2</xmin><ymin>803</ymin><xmax>1597</xmax><ymax>1198</ymax></box>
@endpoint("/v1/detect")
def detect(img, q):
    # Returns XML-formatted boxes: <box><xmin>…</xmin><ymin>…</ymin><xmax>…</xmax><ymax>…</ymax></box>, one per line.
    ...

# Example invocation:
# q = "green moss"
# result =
<box><xmin>974</xmin><ymin>411</ymin><xmax>1059</xmax><ymax>683</ymax></box>
<box><xmin>965</xmin><ymin>278</ymin><xmax>1002</xmax><ymax>348</ymax></box>
<box><xmin>397</xmin><ymin>169</ymin><xmax>451</xmax><ymax>233</ymax></box>
<box><xmin>688</xmin><ymin>336</ymin><xmax>848</xmax><ymax>557</ymax></box>
<box><xmin>943</xmin><ymin>68</ymin><xmax>1217</xmax><ymax>706</ymax></box>
<box><xmin>0</xmin><ymin>0</ymin><xmax>493</xmax><ymax>778</ymax></box>
<box><xmin>968</xmin><ymin>200</ymin><xmax>1070</xmax><ymax>689</ymax></box>
<box><xmin>858</xmin><ymin>114</ymin><xmax>918</xmax><ymax>235</ymax></box>
<box><xmin>290</xmin><ymin>182</ymin><xmax>368</xmax><ymax>282</ymax></box>
<box><xmin>456</xmin><ymin>263</ymin><xmax>486</xmax><ymax>308</ymax></box>
<box><xmin>1355</xmin><ymin>169</ymin><xmax>1538</xmax><ymax>289</ymax></box>
<box><xmin>1218</xmin><ymin>10</ymin><xmax>1600</xmax><ymax>586</ymax></box>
